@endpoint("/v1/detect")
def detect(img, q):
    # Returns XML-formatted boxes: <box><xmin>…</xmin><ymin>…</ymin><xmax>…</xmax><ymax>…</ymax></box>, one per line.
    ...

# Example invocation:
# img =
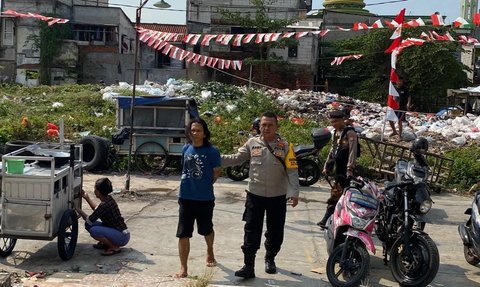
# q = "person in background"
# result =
<box><xmin>317</xmin><ymin>110</ymin><xmax>358</xmax><ymax>229</ymax></box>
<box><xmin>389</xmin><ymin>76</ymin><xmax>412</xmax><ymax>138</ymax></box>
<box><xmin>75</xmin><ymin>177</ymin><xmax>130</xmax><ymax>256</ymax></box>
<box><xmin>222</xmin><ymin>111</ymin><xmax>300</xmax><ymax>279</ymax></box>
<box><xmin>175</xmin><ymin>118</ymin><xmax>221</xmax><ymax>278</ymax></box>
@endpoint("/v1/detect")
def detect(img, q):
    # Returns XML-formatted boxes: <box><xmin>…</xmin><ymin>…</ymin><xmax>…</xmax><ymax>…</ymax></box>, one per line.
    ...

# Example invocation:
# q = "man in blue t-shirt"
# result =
<box><xmin>176</xmin><ymin>118</ymin><xmax>221</xmax><ymax>278</ymax></box>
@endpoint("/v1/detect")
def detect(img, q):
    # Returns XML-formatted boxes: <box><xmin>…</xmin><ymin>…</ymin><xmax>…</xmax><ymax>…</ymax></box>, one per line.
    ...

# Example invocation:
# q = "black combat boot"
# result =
<box><xmin>235</xmin><ymin>254</ymin><xmax>255</xmax><ymax>278</ymax></box>
<box><xmin>264</xmin><ymin>255</ymin><xmax>277</xmax><ymax>274</ymax></box>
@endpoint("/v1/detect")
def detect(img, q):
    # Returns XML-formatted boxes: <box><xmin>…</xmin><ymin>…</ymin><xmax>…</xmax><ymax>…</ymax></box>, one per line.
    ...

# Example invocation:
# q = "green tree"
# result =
<box><xmin>30</xmin><ymin>20</ymin><xmax>71</xmax><ymax>85</ymax></box>
<box><xmin>219</xmin><ymin>0</ymin><xmax>298</xmax><ymax>83</ymax></box>
<box><xmin>323</xmin><ymin>27</ymin><xmax>469</xmax><ymax>112</ymax></box>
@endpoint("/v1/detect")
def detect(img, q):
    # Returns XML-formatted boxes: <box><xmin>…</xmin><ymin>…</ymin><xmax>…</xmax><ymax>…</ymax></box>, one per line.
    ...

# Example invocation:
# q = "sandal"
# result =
<box><xmin>101</xmin><ymin>249</ymin><xmax>121</xmax><ymax>256</ymax></box>
<box><xmin>92</xmin><ymin>242</ymin><xmax>107</xmax><ymax>249</ymax></box>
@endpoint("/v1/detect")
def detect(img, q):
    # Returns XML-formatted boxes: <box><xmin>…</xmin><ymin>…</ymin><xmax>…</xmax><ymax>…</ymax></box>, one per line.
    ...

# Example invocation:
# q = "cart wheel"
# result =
<box><xmin>0</xmin><ymin>224</ymin><xmax>16</xmax><ymax>257</ymax></box>
<box><xmin>57</xmin><ymin>209</ymin><xmax>78</xmax><ymax>261</ymax></box>
<box><xmin>134</xmin><ymin>141</ymin><xmax>169</xmax><ymax>173</ymax></box>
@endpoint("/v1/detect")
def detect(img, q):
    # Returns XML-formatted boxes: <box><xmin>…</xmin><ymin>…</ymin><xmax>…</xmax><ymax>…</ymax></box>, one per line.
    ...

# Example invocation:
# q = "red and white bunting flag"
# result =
<box><xmin>270</xmin><ymin>33</ymin><xmax>282</xmax><ymax>41</ymax></box>
<box><xmin>415</xmin><ymin>18</ymin><xmax>426</xmax><ymax>26</ymax></box>
<box><xmin>186</xmin><ymin>53</ymin><xmax>196</xmax><ymax>63</ymax></box>
<box><xmin>295</xmin><ymin>31</ymin><xmax>309</xmax><ymax>38</ymax></box>
<box><xmin>233</xmin><ymin>34</ymin><xmax>245</xmax><ymax>46</ymax></box>
<box><xmin>330</xmin><ymin>57</ymin><xmax>340</xmax><ymax>65</ymax></box>
<box><xmin>432</xmin><ymin>31</ymin><xmax>454</xmax><ymax>41</ymax></box>
<box><xmin>180</xmin><ymin>51</ymin><xmax>191</xmax><ymax>60</ymax></box>
<box><xmin>420</xmin><ymin>32</ymin><xmax>434</xmax><ymax>41</ymax></box>
<box><xmin>147</xmin><ymin>32</ymin><xmax>159</xmax><ymax>46</ymax></box>
<box><xmin>201</xmin><ymin>34</ymin><xmax>217</xmax><ymax>46</ymax></box>
<box><xmin>264</xmin><ymin>33</ymin><xmax>273</xmax><ymax>42</ymax></box>
<box><xmin>169</xmin><ymin>47</ymin><xmax>179</xmax><ymax>59</ymax></box>
<box><xmin>219</xmin><ymin>59</ymin><xmax>225</xmax><ymax>69</ymax></box>
<box><xmin>453</xmin><ymin>17</ymin><xmax>469</xmax><ymax>28</ymax></box>
<box><xmin>233</xmin><ymin>60</ymin><xmax>242</xmax><ymax>70</ymax></box>
<box><xmin>141</xmin><ymin>32</ymin><xmax>153</xmax><ymax>42</ymax></box>
<box><xmin>390</xmin><ymin>26</ymin><xmax>402</xmax><ymax>40</ymax></box>
<box><xmin>207</xmin><ymin>57</ymin><xmax>214</xmax><ymax>66</ymax></box>
<box><xmin>396</xmin><ymin>38</ymin><xmax>425</xmax><ymax>54</ymax></box>
<box><xmin>156</xmin><ymin>41</ymin><xmax>168</xmax><ymax>51</ymax></box>
<box><xmin>385</xmin><ymin>20</ymin><xmax>400</xmax><ymax>28</ymax></box>
<box><xmin>47</xmin><ymin>18</ymin><xmax>63</xmax><ymax>26</ymax></box>
<box><xmin>282</xmin><ymin>32</ymin><xmax>296</xmax><ymax>38</ymax></box>
<box><xmin>216</xmin><ymin>35</ymin><xmax>226</xmax><ymax>43</ymax></box>
<box><xmin>255</xmin><ymin>34</ymin><xmax>266</xmax><ymax>44</ymax></box>
<box><xmin>154</xmin><ymin>38</ymin><xmax>166</xmax><ymax>49</ymax></box>
<box><xmin>353</xmin><ymin>22</ymin><xmax>369</xmax><ymax>30</ymax></box>
<box><xmin>3</xmin><ymin>10</ymin><xmax>25</xmax><ymax>17</ymax></box>
<box><xmin>212</xmin><ymin>58</ymin><xmax>219</xmax><ymax>67</ymax></box>
<box><xmin>165</xmin><ymin>33</ymin><xmax>177</xmax><ymax>42</ymax></box>
<box><xmin>163</xmin><ymin>44</ymin><xmax>173</xmax><ymax>55</ymax></box>
<box><xmin>200</xmin><ymin>56</ymin><xmax>208</xmax><ymax>66</ymax></box>
<box><xmin>467</xmin><ymin>36</ymin><xmax>480</xmax><ymax>43</ymax></box>
<box><xmin>371</xmin><ymin>19</ymin><xmax>383</xmax><ymax>29</ymax></box>
<box><xmin>193</xmin><ymin>54</ymin><xmax>201</xmax><ymax>64</ymax></box>
<box><xmin>431</xmin><ymin>13</ymin><xmax>444</xmax><ymax>26</ymax></box>
<box><xmin>190</xmin><ymin>34</ymin><xmax>201</xmax><ymax>45</ymax></box>
<box><xmin>243</xmin><ymin>34</ymin><xmax>256</xmax><ymax>43</ymax></box>
<box><xmin>225</xmin><ymin>60</ymin><xmax>231</xmax><ymax>69</ymax></box>
<box><xmin>184</xmin><ymin>34</ymin><xmax>195</xmax><ymax>44</ymax></box>
<box><xmin>221</xmin><ymin>34</ymin><xmax>234</xmax><ymax>45</ymax></box>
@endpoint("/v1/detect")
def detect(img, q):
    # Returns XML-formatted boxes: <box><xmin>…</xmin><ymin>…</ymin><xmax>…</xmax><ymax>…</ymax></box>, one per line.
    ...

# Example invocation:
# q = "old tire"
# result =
<box><xmin>298</xmin><ymin>158</ymin><xmax>320</xmax><ymax>186</ymax></box>
<box><xmin>79</xmin><ymin>135</ymin><xmax>110</xmax><ymax>172</ymax></box>
<box><xmin>390</xmin><ymin>234</ymin><xmax>439</xmax><ymax>287</ymax></box>
<box><xmin>326</xmin><ymin>241</ymin><xmax>370</xmax><ymax>287</ymax></box>
<box><xmin>4</xmin><ymin>140</ymin><xmax>35</xmax><ymax>155</ymax></box>
<box><xmin>57</xmin><ymin>209</ymin><xmax>78</xmax><ymax>261</ymax></box>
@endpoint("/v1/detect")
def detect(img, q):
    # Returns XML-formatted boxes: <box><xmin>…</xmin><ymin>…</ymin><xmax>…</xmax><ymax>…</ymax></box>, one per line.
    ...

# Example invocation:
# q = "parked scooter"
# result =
<box><xmin>324</xmin><ymin>176</ymin><xmax>382</xmax><ymax>286</ymax></box>
<box><xmin>374</xmin><ymin>137</ymin><xmax>439</xmax><ymax>286</ymax></box>
<box><xmin>226</xmin><ymin>128</ymin><xmax>331</xmax><ymax>186</ymax></box>
<box><xmin>458</xmin><ymin>189</ymin><xmax>480</xmax><ymax>266</ymax></box>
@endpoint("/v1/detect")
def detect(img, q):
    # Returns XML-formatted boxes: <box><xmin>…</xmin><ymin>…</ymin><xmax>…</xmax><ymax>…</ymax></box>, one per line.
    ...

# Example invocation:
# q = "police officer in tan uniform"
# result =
<box><xmin>222</xmin><ymin>112</ymin><xmax>300</xmax><ymax>278</ymax></box>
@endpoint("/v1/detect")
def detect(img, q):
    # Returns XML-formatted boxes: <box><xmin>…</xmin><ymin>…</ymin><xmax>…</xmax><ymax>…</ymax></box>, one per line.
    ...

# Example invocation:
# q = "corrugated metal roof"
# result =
<box><xmin>139</xmin><ymin>23</ymin><xmax>187</xmax><ymax>34</ymax></box>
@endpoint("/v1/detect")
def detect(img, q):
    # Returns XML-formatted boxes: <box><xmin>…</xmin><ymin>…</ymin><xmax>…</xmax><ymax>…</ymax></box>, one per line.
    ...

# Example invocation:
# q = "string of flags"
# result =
<box><xmin>138</xmin><ymin>28</ymin><xmax>242</xmax><ymax>71</ymax></box>
<box><xmin>330</xmin><ymin>54</ymin><xmax>363</xmax><ymax>65</ymax></box>
<box><xmin>2</xmin><ymin>9</ymin><xmax>69</xmax><ymax>26</ymax></box>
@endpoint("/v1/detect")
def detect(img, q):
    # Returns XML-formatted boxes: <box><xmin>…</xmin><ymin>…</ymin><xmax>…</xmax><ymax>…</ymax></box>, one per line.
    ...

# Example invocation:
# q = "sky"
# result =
<box><xmin>110</xmin><ymin>0</ymin><xmax>465</xmax><ymax>25</ymax></box>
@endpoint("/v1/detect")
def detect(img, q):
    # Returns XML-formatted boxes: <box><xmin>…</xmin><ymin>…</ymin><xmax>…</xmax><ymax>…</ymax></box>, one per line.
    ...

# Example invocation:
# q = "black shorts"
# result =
<box><xmin>176</xmin><ymin>198</ymin><xmax>215</xmax><ymax>238</ymax></box>
<box><xmin>395</xmin><ymin>111</ymin><xmax>406</xmax><ymax>121</ymax></box>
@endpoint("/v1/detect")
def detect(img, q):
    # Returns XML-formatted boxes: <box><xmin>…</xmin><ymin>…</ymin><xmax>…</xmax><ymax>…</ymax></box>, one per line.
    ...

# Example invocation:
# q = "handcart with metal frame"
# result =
<box><xmin>0</xmin><ymin>143</ymin><xmax>83</xmax><ymax>261</ymax></box>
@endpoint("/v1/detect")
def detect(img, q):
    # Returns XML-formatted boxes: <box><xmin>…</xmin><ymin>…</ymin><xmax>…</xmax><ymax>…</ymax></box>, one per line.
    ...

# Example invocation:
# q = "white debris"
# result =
<box><xmin>52</xmin><ymin>102</ymin><xmax>64</xmax><ymax>108</ymax></box>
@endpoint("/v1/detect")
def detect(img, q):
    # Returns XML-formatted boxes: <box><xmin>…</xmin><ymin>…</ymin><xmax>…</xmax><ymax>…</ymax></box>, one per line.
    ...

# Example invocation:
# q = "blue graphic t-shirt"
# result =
<box><xmin>179</xmin><ymin>144</ymin><xmax>221</xmax><ymax>201</ymax></box>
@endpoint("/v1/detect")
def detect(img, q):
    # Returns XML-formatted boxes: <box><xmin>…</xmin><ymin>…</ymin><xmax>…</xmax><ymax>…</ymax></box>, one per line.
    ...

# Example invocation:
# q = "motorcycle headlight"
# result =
<box><xmin>419</xmin><ymin>199</ymin><xmax>432</xmax><ymax>214</ymax></box>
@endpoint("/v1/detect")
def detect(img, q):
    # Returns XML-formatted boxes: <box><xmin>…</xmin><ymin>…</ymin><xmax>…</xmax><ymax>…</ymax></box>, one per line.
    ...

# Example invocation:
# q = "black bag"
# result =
<box><xmin>112</xmin><ymin>127</ymin><xmax>130</xmax><ymax>145</ymax></box>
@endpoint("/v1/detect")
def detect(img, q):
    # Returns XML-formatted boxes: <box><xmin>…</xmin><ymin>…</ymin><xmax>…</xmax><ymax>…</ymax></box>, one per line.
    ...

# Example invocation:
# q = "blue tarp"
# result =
<box><xmin>116</xmin><ymin>96</ymin><xmax>199</xmax><ymax>119</ymax></box>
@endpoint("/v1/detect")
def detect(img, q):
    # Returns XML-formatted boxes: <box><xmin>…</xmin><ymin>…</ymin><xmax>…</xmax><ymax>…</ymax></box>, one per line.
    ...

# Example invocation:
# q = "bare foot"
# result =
<box><xmin>175</xmin><ymin>272</ymin><xmax>188</xmax><ymax>278</ymax></box>
<box><xmin>206</xmin><ymin>257</ymin><xmax>217</xmax><ymax>267</ymax></box>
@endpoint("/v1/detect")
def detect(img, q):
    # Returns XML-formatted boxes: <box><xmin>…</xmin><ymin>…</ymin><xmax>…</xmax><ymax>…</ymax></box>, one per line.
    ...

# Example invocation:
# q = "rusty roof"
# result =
<box><xmin>139</xmin><ymin>23</ymin><xmax>187</xmax><ymax>34</ymax></box>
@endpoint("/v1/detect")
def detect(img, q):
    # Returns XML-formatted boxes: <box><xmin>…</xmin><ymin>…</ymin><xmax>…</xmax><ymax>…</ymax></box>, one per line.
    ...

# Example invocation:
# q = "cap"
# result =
<box><xmin>329</xmin><ymin>110</ymin><xmax>345</xmax><ymax>119</ymax></box>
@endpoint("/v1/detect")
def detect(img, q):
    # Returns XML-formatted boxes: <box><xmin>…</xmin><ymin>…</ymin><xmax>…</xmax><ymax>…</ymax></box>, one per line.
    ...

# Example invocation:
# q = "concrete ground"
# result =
<box><xmin>1</xmin><ymin>173</ymin><xmax>479</xmax><ymax>287</ymax></box>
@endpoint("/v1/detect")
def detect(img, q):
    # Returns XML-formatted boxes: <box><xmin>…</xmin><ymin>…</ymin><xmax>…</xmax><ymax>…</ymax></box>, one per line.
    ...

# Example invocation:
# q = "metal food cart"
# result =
<box><xmin>0</xmin><ymin>143</ymin><xmax>83</xmax><ymax>261</ymax></box>
<box><xmin>113</xmin><ymin>96</ymin><xmax>199</xmax><ymax>173</ymax></box>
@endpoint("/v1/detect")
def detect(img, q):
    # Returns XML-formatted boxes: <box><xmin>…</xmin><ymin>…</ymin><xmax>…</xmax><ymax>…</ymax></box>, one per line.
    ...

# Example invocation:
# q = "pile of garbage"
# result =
<box><xmin>100</xmin><ymin>80</ymin><xmax>480</xmax><ymax>151</ymax></box>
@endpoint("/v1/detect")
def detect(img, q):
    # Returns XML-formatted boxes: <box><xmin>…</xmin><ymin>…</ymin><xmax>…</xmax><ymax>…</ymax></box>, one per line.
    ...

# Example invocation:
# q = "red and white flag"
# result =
<box><xmin>243</xmin><ymin>34</ymin><xmax>256</xmax><ymax>44</ymax></box>
<box><xmin>190</xmin><ymin>34</ymin><xmax>201</xmax><ymax>45</ymax></box>
<box><xmin>201</xmin><ymin>34</ymin><xmax>217</xmax><ymax>46</ymax></box>
<box><xmin>371</xmin><ymin>20</ymin><xmax>383</xmax><ymax>29</ymax></box>
<box><xmin>453</xmin><ymin>17</ymin><xmax>469</xmax><ymax>28</ymax></box>
<box><xmin>233</xmin><ymin>60</ymin><xmax>242</xmax><ymax>70</ymax></box>
<box><xmin>270</xmin><ymin>33</ymin><xmax>282</xmax><ymax>41</ymax></box>
<box><xmin>221</xmin><ymin>34</ymin><xmax>234</xmax><ymax>45</ymax></box>
<box><xmin>295</xmin><ymin>31</ymin><xmax>309</xmax><ymax>39</ymax></box>
<box><xmin>282</xmin><ymin>32</ymin><xmax>296</xmax><ymax>38</ymax></box>
<box><xmin>232</xmin><ymin>34</ymin><xmax>245</xmax><ymax>46</ymax></box>
<box><xmin>255</xmin><ymin>34</ymin><xmax>266</xmax><ymax>44</ymax></box>
<box><xmin>431</xmin><ymin>13</ymin><xmax>445</xmax><ymax>26</ymax></box>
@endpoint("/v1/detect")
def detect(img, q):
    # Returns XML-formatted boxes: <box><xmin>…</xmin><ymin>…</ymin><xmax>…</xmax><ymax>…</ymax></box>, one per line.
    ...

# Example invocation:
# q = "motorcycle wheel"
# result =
<box><xmin>390</xmin><ymin>234</ymin><xmax>439</xmax><ymax>287</ymax></box>
<box><xmin>464</xmin><ymin>245</ymin><xmax>480</xmax><ymax>266</ymax></box>
<box><xmin>226</xmin><ymin>161</ymin><xmax>249</xmax><ymax>181</ymax></box>
<box><xmin>326</xmin><ymin>241</ymin><xmax>370</xmax><ymax>287</ymax></box>
<box><xmin>298</xmin><ymin>158</ymin><xmax>320</xmax><ymax>186</ymax></box>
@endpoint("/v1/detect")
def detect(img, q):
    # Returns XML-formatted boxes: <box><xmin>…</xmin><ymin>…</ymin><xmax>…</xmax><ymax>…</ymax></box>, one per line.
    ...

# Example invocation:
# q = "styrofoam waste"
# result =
<box><xmin>52</xmin><ymin>102</ymin><xmax>64</xmax><ymax>108</ymax></box>
<box><xmin>201</xmin><ymin>90</ymin><xmax>212</xmax><ymax>100</ymax></box>
<box><xmin>451</xmin><ymin>136</ymin><xmax>467</xmax><ymax>146</ymax></box>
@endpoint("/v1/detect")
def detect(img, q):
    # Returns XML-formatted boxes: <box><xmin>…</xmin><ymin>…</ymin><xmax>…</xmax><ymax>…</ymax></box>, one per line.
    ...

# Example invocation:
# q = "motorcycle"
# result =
<box><xmin>226</xmin><ymin>128</ymin><xmax>331</xmax><ymax>186</ymax></box>
<box><xmin>458</xmin><ymin>189</ymin><xmax>480</xmax><ymax>266</ymax></box>
<box><xmin>324</xmin><ymin>176</ymin><xmax>381</xmax><ymax>286</ymax></box>
<box><xmin>374</xmin><ymin>138</ymin><xmax>439</xmax><ymax>286</ymax></box>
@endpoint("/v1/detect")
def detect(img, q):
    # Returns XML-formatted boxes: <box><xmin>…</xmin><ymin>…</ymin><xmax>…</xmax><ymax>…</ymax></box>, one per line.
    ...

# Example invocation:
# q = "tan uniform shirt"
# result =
<box><xmin>222</xmin><ymin>135</ymin><xmax>300</xmax><ymax>198</ymax></box>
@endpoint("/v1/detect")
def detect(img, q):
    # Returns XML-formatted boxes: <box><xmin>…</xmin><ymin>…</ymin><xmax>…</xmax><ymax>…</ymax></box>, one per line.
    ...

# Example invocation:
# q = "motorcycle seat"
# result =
<box><xmin>294</xmin><ymin>144</ymin><xmax>315</xmax><ymax>155</ymax></box>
